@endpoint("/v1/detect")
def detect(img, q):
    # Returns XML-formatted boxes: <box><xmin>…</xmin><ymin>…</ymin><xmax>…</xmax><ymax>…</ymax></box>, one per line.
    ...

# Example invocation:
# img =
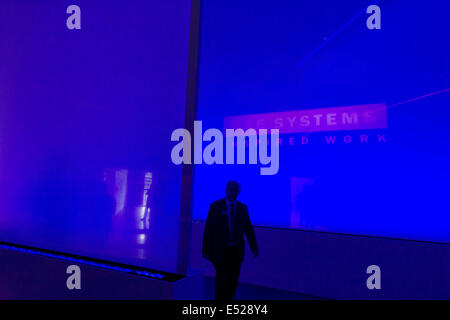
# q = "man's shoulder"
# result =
<box><xmin>237</xmin><ymin>201</ymin><xmax>248</xmax><ymax>210</ymax></box>
<box><xmin>209</xmin><ymin>198</ymin><xmax>248</xmax><ymax>211</ymax></box>
<box><xmin>210</xmin><ymin>198</ymin><xmax>226</xmax><ymax>208</ymax></box>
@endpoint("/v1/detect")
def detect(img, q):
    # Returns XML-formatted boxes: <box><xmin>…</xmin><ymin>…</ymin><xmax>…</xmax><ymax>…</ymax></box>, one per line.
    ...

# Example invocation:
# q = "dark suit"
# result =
<box><xmin>202</xmin><ymin>198</ymin><xmax>258</xmax><ymax>300</ymax></box>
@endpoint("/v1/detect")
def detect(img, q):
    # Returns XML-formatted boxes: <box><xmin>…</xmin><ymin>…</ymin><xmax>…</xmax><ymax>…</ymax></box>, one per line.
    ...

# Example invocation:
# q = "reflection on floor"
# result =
<box><xmin>204</xmin><ymin>277</ymin><xmax>327</xmax><ymax>300</ymax></box>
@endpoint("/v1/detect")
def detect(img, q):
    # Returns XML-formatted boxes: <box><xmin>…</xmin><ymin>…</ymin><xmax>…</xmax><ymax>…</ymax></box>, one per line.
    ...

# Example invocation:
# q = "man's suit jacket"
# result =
<box><xmin>202</xmin><ymin>198</ymin><xmax>258</xmax><ymax>266</ymax></box>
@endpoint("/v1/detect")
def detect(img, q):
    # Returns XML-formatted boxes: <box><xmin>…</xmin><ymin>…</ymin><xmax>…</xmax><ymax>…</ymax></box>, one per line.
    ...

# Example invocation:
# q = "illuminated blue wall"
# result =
<box><xmin>193</xmin><ymin>0</ymin><xmax>450</xmax><ymax>243</ymax></box>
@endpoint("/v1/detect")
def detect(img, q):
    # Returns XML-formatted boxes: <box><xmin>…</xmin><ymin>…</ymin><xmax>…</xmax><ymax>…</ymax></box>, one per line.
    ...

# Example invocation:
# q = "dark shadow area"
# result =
<box><xmin>204</xmin><ymin>276</ymin><xmax>327</xmax><ymax>300</ymax></box>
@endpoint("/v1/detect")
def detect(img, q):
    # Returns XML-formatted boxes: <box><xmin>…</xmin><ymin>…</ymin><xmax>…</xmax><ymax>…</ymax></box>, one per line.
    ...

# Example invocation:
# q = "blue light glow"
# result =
<box><xmin>0</xmin><ymin>242</ymin><xmax>166</xmax><ymax>280</ymax></box>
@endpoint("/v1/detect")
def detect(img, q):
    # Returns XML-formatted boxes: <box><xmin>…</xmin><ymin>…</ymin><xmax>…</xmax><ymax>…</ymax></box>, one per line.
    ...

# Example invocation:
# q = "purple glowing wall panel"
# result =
<box><xmin>0</xmin><ymin>1</ymin><xmax>192</xmax><ymax>272</ymax></box>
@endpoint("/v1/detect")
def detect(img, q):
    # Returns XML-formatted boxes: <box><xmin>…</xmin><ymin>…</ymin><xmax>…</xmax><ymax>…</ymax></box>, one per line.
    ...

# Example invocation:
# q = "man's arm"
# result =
<box><xmin>243</xmin><ymin>205</ymin><xmax>258</xmax><ymax>257</ymax></box>
<box><xmin>202</xmin><ymin>204</ymin><xmax>214</xmax><ymax>261</ymax></box>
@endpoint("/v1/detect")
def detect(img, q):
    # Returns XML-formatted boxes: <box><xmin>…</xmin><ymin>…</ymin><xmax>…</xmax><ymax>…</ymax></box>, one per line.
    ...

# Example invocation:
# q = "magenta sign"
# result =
<box><xmin>224</xmin><ymin>103</ymin><xmax>388</xmax><ymax>134</ymax></box>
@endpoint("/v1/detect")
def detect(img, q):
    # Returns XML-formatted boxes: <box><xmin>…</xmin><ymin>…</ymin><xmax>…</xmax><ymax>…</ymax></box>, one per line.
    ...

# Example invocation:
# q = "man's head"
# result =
<box><xmin>225</xmin><ymin>181</ymin><xmax>241</xmax><ymax>202</ymax></box>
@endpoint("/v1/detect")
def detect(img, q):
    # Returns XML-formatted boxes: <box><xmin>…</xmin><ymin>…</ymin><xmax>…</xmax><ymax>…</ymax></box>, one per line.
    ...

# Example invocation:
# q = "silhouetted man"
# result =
<box><xmin>202</xmin><ymin>181</ymin><xmax>259</xmax><ymax>300</ymax></box>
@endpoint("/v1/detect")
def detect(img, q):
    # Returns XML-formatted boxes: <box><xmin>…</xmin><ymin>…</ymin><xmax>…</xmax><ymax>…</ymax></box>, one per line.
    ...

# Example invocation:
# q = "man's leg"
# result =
<box><xmin>227</xmin><ymin>247</ymin><xmax>242</xmax><ymax>300</ymax></box>
<box><xmin>214</xmin><ymin>262</ymin><xmax>228</xmax><ymax>301</ymax></box>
